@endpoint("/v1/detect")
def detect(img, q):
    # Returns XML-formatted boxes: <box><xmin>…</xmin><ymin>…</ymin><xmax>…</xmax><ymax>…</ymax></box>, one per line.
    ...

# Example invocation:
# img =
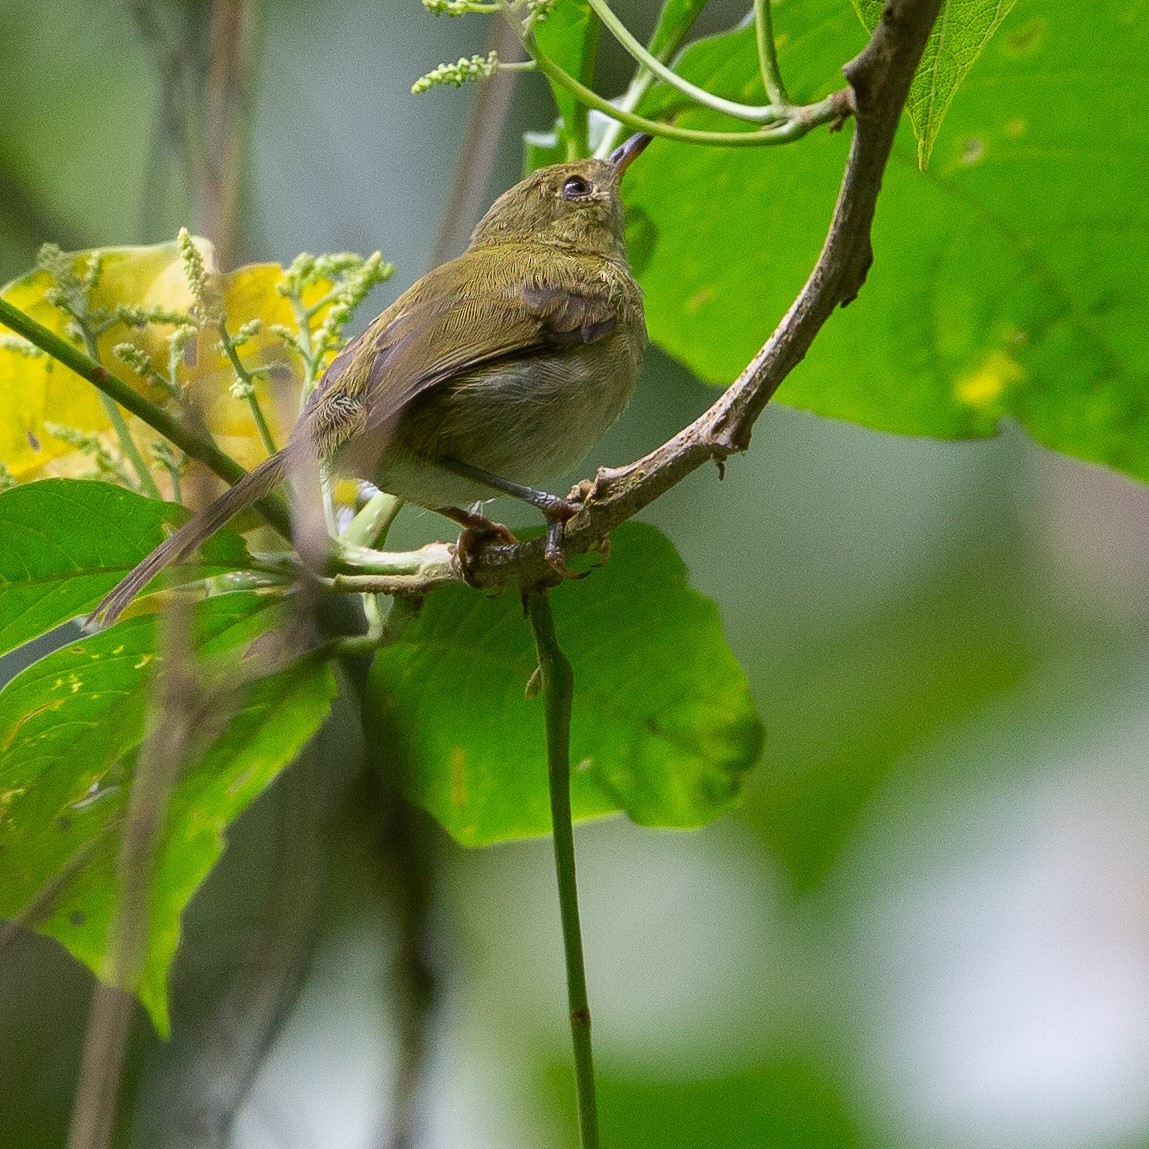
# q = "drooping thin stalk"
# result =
<box><xmin>531</xmin><ymin>50</ymin><xmax>847</xmax><ymax>148</ymax></box>
<box><xmin>753</xmin><ymin>0</ymin><xmax>791</xmax><ymax>107</ymax></box>
<box><xmin>0</xmin><ymin>296</ymin><xmax>292</xmax><ymax>538</ymax></box>
<box><xmin>585</xmin><ymin>0</ymin><xmax>784</xmax><ymax>124</ymax></box>
<box><xmin>526</xmin><ymin>590</ymin><xmax>599</xmax><ymax>1149</ymax></box>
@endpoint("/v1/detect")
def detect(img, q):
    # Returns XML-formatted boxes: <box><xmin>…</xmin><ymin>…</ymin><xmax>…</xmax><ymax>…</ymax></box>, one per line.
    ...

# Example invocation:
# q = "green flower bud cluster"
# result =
<box><xmin>411</xmin><ymin>51</ymin><xmax>500</xmax><ymax>94</ymax></box>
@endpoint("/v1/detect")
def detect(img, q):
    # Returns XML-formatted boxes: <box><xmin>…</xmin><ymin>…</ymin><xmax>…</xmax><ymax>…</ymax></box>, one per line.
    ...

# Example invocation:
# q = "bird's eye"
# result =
<box><xmin>562</xmin><ymin>176</ymin><xmax>592</xmax><ymax>200</ymax></box>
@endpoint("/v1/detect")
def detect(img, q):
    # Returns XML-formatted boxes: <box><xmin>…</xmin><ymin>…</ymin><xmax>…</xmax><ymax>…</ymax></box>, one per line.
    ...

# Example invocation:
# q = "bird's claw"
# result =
<box><xmin>543</xmin><ymin>499</ymin><xmax>590</xmax><ymax>579</ymax></box>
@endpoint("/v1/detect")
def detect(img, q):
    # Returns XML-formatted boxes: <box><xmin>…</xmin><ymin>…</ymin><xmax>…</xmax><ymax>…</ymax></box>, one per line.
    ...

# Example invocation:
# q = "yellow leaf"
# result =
<box><xmin>0</xmin><ymin>239</ymin><xmax>341</xmax><ymax>482</ymax></box>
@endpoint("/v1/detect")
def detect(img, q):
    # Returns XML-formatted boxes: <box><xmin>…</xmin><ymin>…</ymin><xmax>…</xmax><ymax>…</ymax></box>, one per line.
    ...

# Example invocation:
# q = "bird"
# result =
<box><xmin>88</xmin><ymin>132</ymin><xmax>651</xmax><ymax>629</ymax></box>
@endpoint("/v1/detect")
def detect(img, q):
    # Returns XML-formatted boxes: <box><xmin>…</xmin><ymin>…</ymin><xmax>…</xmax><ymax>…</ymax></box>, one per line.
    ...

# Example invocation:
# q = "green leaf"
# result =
<box><xmin>852</xmin><ymin>0</ymin><xmax>1018</xmax><ymax>169</ymax></box>
<box><xmin>368</xmin><ymin>523</ymin><xmax>763</xmax><ymax>846</ymax></box>
<box><xmin>627</xmin><ymin>0</ymin><xmax>1149</xmax><ymax>484</ymax></box>
<box><xmin>0</xmin><ymin>479</ymin><xmax>254</xmax><ymax>657</ymax></box>
<box><xmin>0</xmin><ymin>592</ymin><xmax>336</xmax><ymax>1034</ymax></box>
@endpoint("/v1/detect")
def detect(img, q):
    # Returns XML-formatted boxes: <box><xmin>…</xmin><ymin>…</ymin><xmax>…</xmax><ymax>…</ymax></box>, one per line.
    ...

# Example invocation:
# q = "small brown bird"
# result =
<box><xmin>88</xmin><ymin>133</ymin><xmax>650</xmax><ymax>628</ymax></box>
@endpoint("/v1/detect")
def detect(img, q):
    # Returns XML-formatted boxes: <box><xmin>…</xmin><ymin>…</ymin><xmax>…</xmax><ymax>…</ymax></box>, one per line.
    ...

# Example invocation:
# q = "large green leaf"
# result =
<box><xmin>0</xmin><ymin>592</ymin><xmax>336</xmax><ymax>1034</ymax></box>
<box><xmin>0</xmin><ymin>479</ymin><xmax>254</xmax><ymax>657</ymax></box>
<box><xmin>624</xmin><ymin>0</ymin><xmax>1149</xmax><ymax>483</ymax></box>
<box><xmin>853</xmin><ymin>0</ymin><xmax>1018</xmax><ymax>168</ymax></box>
<box><xmin>368</xmin><ymin>523</ymin><xmax>763</xmax><ymax>846</ymax></box>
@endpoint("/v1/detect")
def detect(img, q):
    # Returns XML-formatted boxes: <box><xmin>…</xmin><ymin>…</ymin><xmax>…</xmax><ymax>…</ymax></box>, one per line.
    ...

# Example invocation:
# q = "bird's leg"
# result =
<box><xmin>440</xmin><ymin>458</ymin><xmax>583</xmax><ymax>575</ymax></box>
<box><xmin>437</xmin><ymin>504</ymin><xmax>518</xmax><ymax>584</ymax></box>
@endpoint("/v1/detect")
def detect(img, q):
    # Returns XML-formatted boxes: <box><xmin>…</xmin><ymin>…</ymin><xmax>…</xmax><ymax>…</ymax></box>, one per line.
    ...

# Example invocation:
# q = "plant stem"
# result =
<box><xmin>0</xmin><ymin>296</ymin><xmax>292</xmax><ymax>539</ymax></box>
<box><xmin>218</xmin><ymin>319</ymin><xmax>279</xmax><ymax>454</ymax></box>
<box><xmin>531</xmin><ymin>50</ymin><xmax>847</xmax><ymax>147</ymax></box>
<box><xmin>246</xmin><ymin>394</ymin><xmax>278</xmax><ymax>455</ymax></box>
<box><xmin>586</xmin><ymin>0</ymin><xmax>784</xmax><ymax>124</ymax></box>
<box><xmin>340</xmin><ymin>489</ymin><xmax>404</xmax><ymax>548</ymax></box>
<box><xmin>753</xmin><ymin>0</ymin><xmax>791</xmax><ymax>107</ymax></box>
<box><xmin>72</xmin><ymin>322</ymin><xmax>163</xmax><ymax>500</ymax></box>
<box><xmin>68</xmin><ymin>596</ymin><xmax>198</xmax><ymax>1149</ymax></box>
<box><xmin>95</xmin><ymin>392</ymin><xmax>163</xmax><ymax>500</ymax></box>
<box><xmin>526</xmin><ymin>590</ymin><xmax>599</xmax><ymax>1149</ymax></box>
<box><xmin>594</xmin><ymin>0</ymin><xmax>707</xmax><ymax>159</ymax></box>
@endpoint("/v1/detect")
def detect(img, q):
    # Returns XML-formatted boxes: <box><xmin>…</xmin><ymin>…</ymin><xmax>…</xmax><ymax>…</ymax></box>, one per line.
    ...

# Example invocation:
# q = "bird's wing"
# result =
<box><xmin>303</xmin><ymin>245</ymin><xmax>621</xmax><ymax>450</ymax></box>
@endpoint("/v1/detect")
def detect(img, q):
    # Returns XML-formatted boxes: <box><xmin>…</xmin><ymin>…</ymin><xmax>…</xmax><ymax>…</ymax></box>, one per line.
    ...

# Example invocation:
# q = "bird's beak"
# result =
<box><xmin>609</xmin><ymin>132</ymin><xmax>652</xmax><ymax>178</ymax></box>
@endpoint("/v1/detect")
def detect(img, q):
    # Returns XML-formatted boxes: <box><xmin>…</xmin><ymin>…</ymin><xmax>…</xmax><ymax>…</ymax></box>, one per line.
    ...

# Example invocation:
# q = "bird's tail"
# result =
<box><xmin>87</xmin><ymin>450</ymin><xmax>289</xmax><ymax>630</ymax></box>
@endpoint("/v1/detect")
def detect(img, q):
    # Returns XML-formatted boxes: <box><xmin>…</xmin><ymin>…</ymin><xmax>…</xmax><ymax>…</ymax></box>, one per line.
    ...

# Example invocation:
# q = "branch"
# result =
<box><xmin>349</xmin><ymin>0</ymin><xmax>943</xmax><ymax>596</ymax></box>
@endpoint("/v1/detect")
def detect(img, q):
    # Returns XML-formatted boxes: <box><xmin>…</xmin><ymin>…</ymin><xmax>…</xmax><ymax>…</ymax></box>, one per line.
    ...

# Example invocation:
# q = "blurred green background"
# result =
<box><xmin>3</xmin><ymin>2</ymin><xmax>1149</xmax><ymax>1147</ymax></box>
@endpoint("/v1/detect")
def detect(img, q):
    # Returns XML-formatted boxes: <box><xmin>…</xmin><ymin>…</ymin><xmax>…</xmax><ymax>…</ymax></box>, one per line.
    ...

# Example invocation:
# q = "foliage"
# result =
<box><xmin>853</xmin><ymin>0</ymin><xmax>1018</xmax><ymax>169</ymax></box>
<box><xmin>370</xmin><ymin>523</ymin><xmax>761</xmax><ymax>845</ymax></box>
<box><xmin>626</xmin><ymin>0</ymin><xmax>1149</xmax><ymax>483</ymax></box>
<box><xmin>0</xmin><ymin>205</ymin><xmax>759</xmax><ymax>1024</ymax></box>
<box><xmin>0</xmin><ymin>0</ymin><xmax>1143</xmax><ymax>1053</ymax></box>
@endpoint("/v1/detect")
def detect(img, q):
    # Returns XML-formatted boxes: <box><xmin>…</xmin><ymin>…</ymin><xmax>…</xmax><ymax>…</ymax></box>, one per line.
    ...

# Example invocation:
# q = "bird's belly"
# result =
<box><xmin>372</xmin><ymin>339</ymin><xmax>638</xmax><ymax>509</ymax></box>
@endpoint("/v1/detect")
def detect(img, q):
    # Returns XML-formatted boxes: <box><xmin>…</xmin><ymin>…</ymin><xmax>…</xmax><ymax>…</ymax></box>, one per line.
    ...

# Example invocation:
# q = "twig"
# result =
<box><xmin>135</xmin><ymin>741</ymin><xmax>329</xmax><ymax>1149</ymax></box>
<box><xmin>526</xmin><ymin>590</ymin><xmax>598</xmax><ymax>1149</ymax></box>
<box><xmin>0</xmin><ymin>295</ymin><xmax>292</xmax><ymax>539</ymax></box>
<box><xmin>65</xmin><ymin>986</ymin><xmax>136</xmax><ymax>1149</ymax></box>
<box><xmin>367</xmin><ymin>774</ymin><xmax>438</xmax><ymax>1149</ymax></box>
<box><xmin>201</xmin><ymin>0</ymin><xmax>253</xmax><ymax>268</ymax></box>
